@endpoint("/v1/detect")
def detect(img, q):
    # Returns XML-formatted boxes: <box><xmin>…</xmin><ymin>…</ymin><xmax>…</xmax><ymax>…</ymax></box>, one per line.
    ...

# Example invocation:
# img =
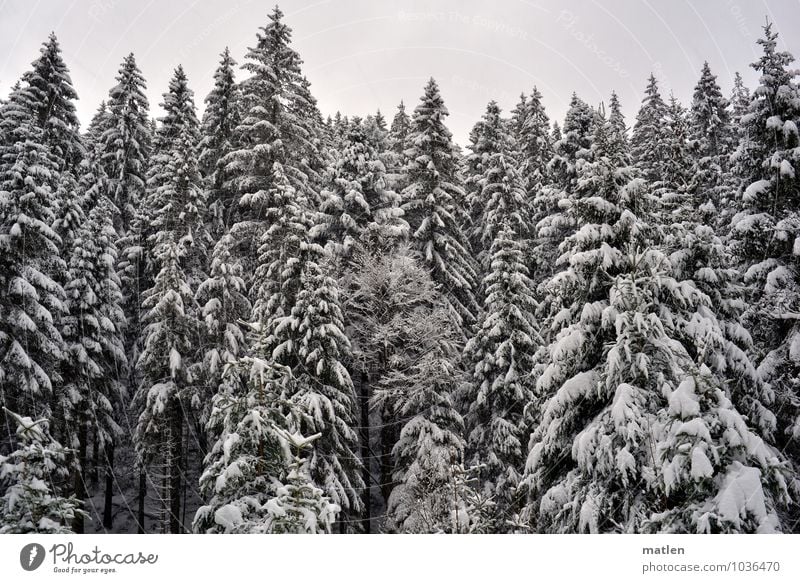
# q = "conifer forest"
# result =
<box><xmin>2</xmin><ymin>5</ymin><xmax>800</xmax><ymax>535</ymax></box>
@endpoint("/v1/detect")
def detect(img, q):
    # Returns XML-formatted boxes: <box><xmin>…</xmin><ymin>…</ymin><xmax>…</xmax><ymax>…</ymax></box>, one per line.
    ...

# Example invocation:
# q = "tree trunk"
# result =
<box><xmin>168</xmin><ymin>397</ymin><xmax>184</xmax><ymax>534</ymax></box>
<box><xmin>103</xmin><ymin>442</ymin><xmax>115</xmax><ymax>529</ymax></box>
<box><xmin>72</xmin><ymin>419</ymin><xmax>87</xmax><ymax>533</ymax></box>
<box><xmin>360</xmin><ymin>370</ymin><xmax>371</xmax><ymax>534</ymax></box>
<box><xmin>90</xmin><ymin>432</ymin><xmax>99</xmax><ymax>488</ymax></box>
<box><xmin>137</xmin><ymin>468</ymin><xmax>146</xmax><ymax>534</ymax></box>
<box><xmin>379</xmin><ymin>410</ymin><xmax>397</xmax><ymax>505</ymax></box>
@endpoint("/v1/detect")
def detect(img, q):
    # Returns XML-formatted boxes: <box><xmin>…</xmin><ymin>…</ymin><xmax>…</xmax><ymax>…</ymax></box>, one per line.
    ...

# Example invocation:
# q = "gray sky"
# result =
<box><xmin>1</xmin><ymin>0</ymin><xmax>798</xmax><ymax>144</ymax></box>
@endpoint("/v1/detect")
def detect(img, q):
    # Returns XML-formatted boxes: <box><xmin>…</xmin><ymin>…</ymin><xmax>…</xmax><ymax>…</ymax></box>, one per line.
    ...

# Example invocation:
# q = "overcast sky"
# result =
<box><xmin>1</xmin><ymin>0</ymin><xmax>798</xmax><ymax>144</ymax></box>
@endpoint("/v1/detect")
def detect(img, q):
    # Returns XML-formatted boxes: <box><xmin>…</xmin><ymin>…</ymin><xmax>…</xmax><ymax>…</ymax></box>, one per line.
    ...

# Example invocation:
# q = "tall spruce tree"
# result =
<box><xmin>199</xmin><ymin>48</ymin><xmax>241</xmax><ymax>237</ymax></box>
<box><xmin>401</xmin><ymin>78</ymin><xmax>479</xmax><ymax>333</ymax></box>
<box><xmin>0</xmin><ymin>115</ymin><xmax>66</xmax><ymax>448</ymax></box>
<box><xmin>133</xmin><ymin>67</ymin><xmax>205</xmax><ymax>533</ymax></box>
<box><xmin>101</xmin><ymin>53</ymin><xmax>151</xmax><ymax>234</ymax></box>
<box><xmin>631</xmin><ymin>74</ymin><xmax>668</xmax><ymax>184</ymax></box>
<box><xmin>729</xmin><ymin>24</ymin><xmax>800</xmax><ymax>462</ymax></box>
<box><xmin>463</xmin><ymin>219</ymin><xmax>538</xmax><ymax>525</ymax></box>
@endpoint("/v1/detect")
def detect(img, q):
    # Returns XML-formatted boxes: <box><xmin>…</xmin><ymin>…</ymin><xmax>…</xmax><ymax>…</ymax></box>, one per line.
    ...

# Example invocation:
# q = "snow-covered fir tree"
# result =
<box><xmin>278</xmin><ymin>238</ymin><xmax>365</xmax><ymax>522</ymax></box>
<box><xmin>256</xmin><ymin>429</ymin><xmax>340</xmax><ymax>534</ymax></box>
<box><xmin>100</xmin><ymin>53</ymin><xmax>151</xmax><ymax>233</ymax></box>
<box><xmin>468</xmin><ymin>101</ymin><xmax>530</xmax><ymax>273</ymax></box>
<box><xmin>0</xmin><ymin>410</ymin><xmax>85</xmax><ymax>533</ymax></box>
<box><xmin>532</xmin><ymin>94</ymin><xmax>594</xmax><ymax>284</ymax></box>
<box><xmin>386</xmin><ymin>100</ymin><xmax>411</xmax><ymax>176</ymax></box>
<box><xmin>313</xmin><ymin>119</ymin><xmax>406</xmax><ymax>263</ymax></box>
<box><xmin>199</xmin><ymin>48</ymin><xmax>241</xmax><ymax>237</ymax></box>
<box><xmin>193</xmin><ymin>357</ymin><xmax>297</xmax><ymax>533</ymax></box>
<box><xmin>729</xmin><ymin>23</ymin><xmax>800</xmax><ymax>462</ymax></box>
<box><xmin>401</xmin><ymin>78</ymin><xmax>479</xmax><ymax>333</ymax></box>
<box><xmin>133</xmin><ymin>66</ymin><xmax>205</xmax><ymax>534</ymax></box>
<box><xmin>0</xmin><ymin>33</ymin><xmax>83</xmax><ymax>179</ymax></box>
<box><xmin>195</xmin><ymin>233</ymin><xmax>251</xmax><ymax>440</ymax></box>
<box><xmin>463</xmin><ymin>220</ymin><xmax>538</xmax><ymax>526</ymax></box>
<box><xmin>0</xmin><ymin>114</ymin><xmax>66</xmax><ymax>441</ymax></box>
<box><xmin>224</xmin><ymin>6</ymin><xmax>322</xmax><ymax>278</ymax></box>
<box><xmin>631</xmin><ymin>74</ymin><xmax>668</xmax><ymax>184</ymax></box>
<box><xmin>523</xmin><ymin>107</ymin><xmax>792</xmax><ymax>533</ymax></box>
<box><xmin>687</xmin><ymin>62</ymin><xmax>734</xmax><ymax>229</ymax></box>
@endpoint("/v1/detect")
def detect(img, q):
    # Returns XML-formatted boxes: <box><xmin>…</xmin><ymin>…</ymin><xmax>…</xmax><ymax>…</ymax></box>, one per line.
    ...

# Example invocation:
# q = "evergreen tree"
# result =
<box><xmin>631</xmin><ymin>74</ymin><xmax>668</xmax><ymax>183</ymax></box>
<box><xmin>313</xmin><ymin>120</ymin><xmax>406</xmax><ymax>262</ymax></box>
<box><xmin>101</xmin><ymin>53</ymin><xmax>151</xmax><ymax>233</ymax></box>
<box><xmin>402</xmin><ymin>78</ymin><xmax>479</xmax><ymax>332</ymax></box>
<box><xmin>383</xmin><ymin>321</ymin><xmax>466</xmax><ymax>533</ymax></box>
<box><xmin>532</xmin><ymin>93</ymin><xmax>594</xmax><ymax>284</ymax></box>
<box><xmin>687</xmin><ymin>63</ymin><xmax>733</xmax><ymax>230</ymax></box>
<box><xmin>463</xmin><ymin>220</ymin><xmax>538</xmax><ymax>522</ymax></box>
<box><xmin>258</xmin><ymin>429</ymin><xmax>340</xmax><ymax>534</ymax></box>
<box><xmin>729</xmin><ymin>24</ymin><xmax>800</xmax><ymax>460</ymax></box>
<box><xmin>523</xmin><ymin>110</ymin><xmax>791</xmax><ymax>533</ymax></box>
<box><xmin>199</xmin><ymin>48</ymin><xmax>241</xmax><ymax>237</ymax></box>
<box><xmin>224</xmin><ymin>6</ymin><xmax>322</xmax><ymax>278</ymax></box>
<box><xmin>386</xmin><ymin>100</ymin><xmax>411</xmax><ymax>175</ymax></box>
<box><xmin>278</xmin><ymin>240</ymin><xmax>365</xmax><ymax>519</ymax></box>
<box><xmin>0</xmin><ymin>116</ymin><xmax>65</xmax><ymax>440</ymax></box>
<box><xmin>195</xmin><ymin>234</ymin><xmax>251</xmax><ymax>437</ymax></box>
<box><xmin>0</xmin><ymin>410</ymin><xmax>85</xmax><ymax>533</ymax></box>
<box><xmin>133</xmin><ymin>67</ymin><xmax>205</xmax><ymax>533</ymax></box>
<box><xmin>0</xmin><ymin>33</ymin><xmax>83</xmax><ymax>178</ymax></box>
<box><xmin>659</xmin><ymin>95</ymin><xmax>693</xmax><ymax>215</ymax></box>
<box><xmin>193</xmin><ymin>357</ymin><xmax>297</xmax><ymax>533</ymax></box>
<box><xmin>469</xmin><ymin>101</ymin><xmax>530</xmax><ymax>272</ymax></box>
<box><xmin>519</xmin><ymin>88</ymin><xmax>552</xmax><ymax>188</ymax></box>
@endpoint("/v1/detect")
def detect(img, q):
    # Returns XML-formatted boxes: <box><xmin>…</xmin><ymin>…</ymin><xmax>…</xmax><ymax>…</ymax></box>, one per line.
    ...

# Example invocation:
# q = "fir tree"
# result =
<box><xmin>0</xmin><ymin>117</ymin><xmax>65</xmax><ymax>439</ymax></box>
<box><xmin>386</xmin><ymin>100</ymin><xmax>411</xmax><ymax>175</ymax></box>
<box><xmin>133</xmin><ymin>66</ymin><xmax>205</xmax><ymax>533</ymax></box>
<box><xmin>533</xmin><ymin>93</ymin><xmax>594</xmax><ymax>284</ymax></box>
<box><xmin>523</xmin><ymin>109</ymin><xmax>791</xmax><ymax>533</ymax></box>
<box><xmin>729</xmin><ymin>24</ymin><xmax>800</xmax><ymax>460</ymax></box>
<box><xmin>631</xmin><ymin>74</ymin><xmax>668</xmax><ymax>184</ymax></box>
<box><xmin>0</xmin><ymin>33</ymin><xmax>83</xmax><ymax>177</ymax></box>
<box><xmin>101</xmin><ymin>53</ymin><xmax>151</xmax><ymax>233</ymax></box>
<box><xmin>195</xmin><ymin>234</ymin><xmax>251</xmax><ymax>438</ymax></box>
<box><xmin>224</xmin><ymin>6</ymin><xmax>322</xmax><ymax>277</ymax></box>
<box><xmin>0</xmin><ymin>410</ymin><xmax>85</xmax><ymax>533</ymax></box>
<box><xmin>401</xmin><ymin>78</ymin><xmax>479</xmax><ymax>332</ymax></box>
<box><xmin>276</xmin><ymin>239</ymin><xmax>365</xmax><ymax>520</ymax></box>
<box><xmin>199</xmin><ymin>48</ymin><xmax>241</xmax><ymax>237</ymax></box>
<box><xmin>468</xmin><ymin>101</ymin><xmax>530</xmax><ymax>272</ymax></box>
<box><xmin>193</xmin><ymin>357</ymin><xmax>297</xmax><ymax>533</ymax></box>
<box><xmin>257</xmin><ymin>429</ymin><xmax>340</xmax><ymax>534</ymax></box>
<box><xmin>463</xmin><ymin>220</ymin><xmax>538</xmax><ymax>522</ymax></box>
<box><xmin>313</xmin><ymin>119</ymin><xmax>406</xmax><ymax>262</ymax></box>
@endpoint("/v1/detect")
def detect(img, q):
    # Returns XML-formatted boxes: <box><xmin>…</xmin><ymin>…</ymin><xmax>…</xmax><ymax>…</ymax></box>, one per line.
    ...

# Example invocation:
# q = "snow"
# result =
<box><xmin>690</xmin><ymin>447</ymin><xmax>714</xmax><ymax>480</ymax></box>
<box><xmin>742</xmin><ymin>179</ymin><xmax>770</xmax><ymax>203</ymax></box>
<box><xmin>714</xmin><ymin>463</ymin><xmax>777</xmax><ymax>533</ymax></box>
<box><xmin>789</xmin><ymin>331</ymin><xmax>800</xmax><ymax>363</ymax></box>
<box><xmin>213</xmin><ymin>504</ymin><xmax>243</xmax><ymax>533</ymax></box>
<box><xmin>668</xmin><ymin>378</ymin><xmax>700</xmax><ymax>419</ymax></box>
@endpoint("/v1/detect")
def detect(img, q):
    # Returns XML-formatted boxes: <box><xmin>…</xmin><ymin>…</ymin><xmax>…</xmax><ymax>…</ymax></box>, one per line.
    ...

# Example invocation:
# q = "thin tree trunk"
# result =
<box><xmin>103</xmin><ymin>442</ymin><xmax>115</xmax><ymax>529</ymax></box>
<box><xmin>169</xmin><ymin>397</ymin><xmax>184</xmax><ymax>534</ymax></box>
<box><xmin>137</xmin><ymin>468</ymin><xmax>146</xmax><ymax>534</ymax></box>
<box><xmin>72</xmin><ymin>419</ymin><xmax>87</xmax><ymax>533</ymax></box>
<box><xmin>360</xmin><ymin>370</ymin><xmax>371</xmax><ymax>534</ymax></box>
<box><xmin>90</xmin><ymin>431</ymin><xmax>99</xmax><ymax>488</ymax></box>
